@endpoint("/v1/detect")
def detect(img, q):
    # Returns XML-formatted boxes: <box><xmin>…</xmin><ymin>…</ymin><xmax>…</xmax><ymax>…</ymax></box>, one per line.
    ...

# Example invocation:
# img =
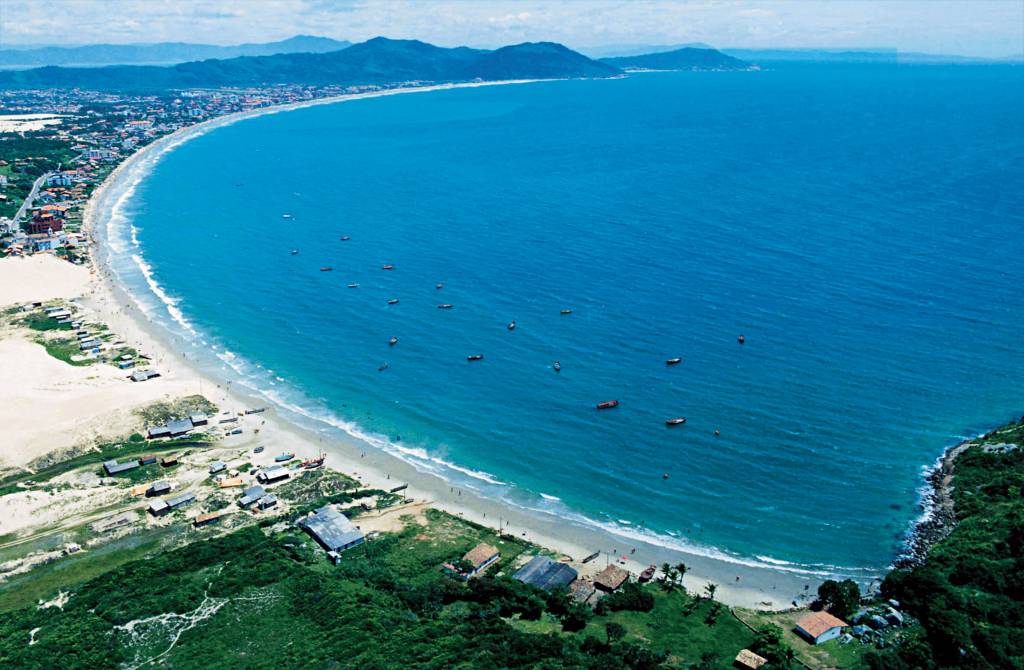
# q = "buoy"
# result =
<box><xmin>662</xmin><ymin>473</ymin><xmax>670</xmax><ymax>479</ymax></box>
<box><xmin>737</xmin><ymin>334</ymin><xmax>746</xmax><ymax>344</ymax></box>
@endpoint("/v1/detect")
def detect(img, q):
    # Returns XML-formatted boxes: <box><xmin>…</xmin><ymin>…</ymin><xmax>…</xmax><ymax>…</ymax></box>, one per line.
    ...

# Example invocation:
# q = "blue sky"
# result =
<box><xmin>1</xmin><ymin>0</ymin><xmax>1021</xmax><ymax>58</ymax></box>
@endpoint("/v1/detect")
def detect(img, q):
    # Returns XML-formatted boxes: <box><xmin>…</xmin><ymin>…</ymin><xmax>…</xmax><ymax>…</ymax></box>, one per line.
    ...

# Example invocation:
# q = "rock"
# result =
<box><xmin>839</xmin><ymin>634</ymin><xmax>854</xmax><ymax>645</ymax></box>
<box><xmin>852</xmin><ymin>625</ymin><xmax>871</xmax><ymax>638</ymax></box>
<box><xmin>868</xmin><ymin>615</ymin><xmax>889</xmax><ymax>630</ymax></box>
<box><xmin>888</xmin><ymin>599</ymin><xmax>900</xmax><ymax>609</ymax></box>
<box><xmin>885</xmin><ymin>609</ymin><xmax>905</xmax><ymax>626</ymax></box>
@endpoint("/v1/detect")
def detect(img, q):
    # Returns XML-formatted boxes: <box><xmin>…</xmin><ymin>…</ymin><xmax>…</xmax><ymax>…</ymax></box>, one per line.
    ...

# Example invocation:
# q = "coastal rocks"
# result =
<box><xmin>867</xmin><ymin>614</ymin><xmax>889</xmax><ymax>630</ymax></box>
<box><xmin>895</xmin><ymin>441</ymin><xmax>970</xmax><ymax>569</ymax></box>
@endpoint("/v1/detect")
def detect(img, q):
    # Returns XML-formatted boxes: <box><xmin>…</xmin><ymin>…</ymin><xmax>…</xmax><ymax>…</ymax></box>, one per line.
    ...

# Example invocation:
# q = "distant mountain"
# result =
<box><xmin>718</xmin><ymin>48</ymin><xmax>1010</xmax><ymax>63</ymax></box>
<box><xmin>0</xmin><ymin>38</ymin><xmax>620</xmax><ymax>91</ymax></box>
<box><xmin>600</xmin><ymin>47</ymin><xmax>750</xmax><ymax>71</ymax></box>
<box><xmin>0</xmin><ymin>35</ymin><xmax>351</xmax><ymax>68</ymax></box>
<box><xmin>579</xmin><ymin>43</ymin><xmax>713</xmax><ymax>58</ymax></box>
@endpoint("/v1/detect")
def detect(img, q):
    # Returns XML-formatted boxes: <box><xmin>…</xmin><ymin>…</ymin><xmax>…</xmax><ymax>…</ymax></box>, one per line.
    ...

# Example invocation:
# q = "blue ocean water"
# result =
<box><xmin>107</xmin><ymin>64</ymin><xmax>1024</xmax><ymax>577</ymax></box>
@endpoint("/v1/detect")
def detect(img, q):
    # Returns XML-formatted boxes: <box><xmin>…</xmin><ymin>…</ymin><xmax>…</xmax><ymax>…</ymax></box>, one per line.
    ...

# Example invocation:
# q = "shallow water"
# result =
<box><xmin>104</xmin><ymin>64</ymin><xmax>1024</xmax><ymax>578</ymax></box>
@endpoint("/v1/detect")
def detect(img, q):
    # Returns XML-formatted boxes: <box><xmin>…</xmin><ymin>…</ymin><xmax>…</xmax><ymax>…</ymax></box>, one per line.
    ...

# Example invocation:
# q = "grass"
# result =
<box><xmin>34</xmin><ymin>335</ymin><xmax>95</xmax><ymax>366</ymax></box>
<box><xmin>743</xmin><ymin>608</ymin><xmax>872</xmax><ymax>669</ymax></box>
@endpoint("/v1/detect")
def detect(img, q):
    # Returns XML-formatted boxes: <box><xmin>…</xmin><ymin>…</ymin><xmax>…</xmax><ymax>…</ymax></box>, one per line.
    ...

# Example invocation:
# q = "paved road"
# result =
<box><xmin>4</xmin><ymin>171</ymin><xmax>53</xmax><ymax>232</ymax></box>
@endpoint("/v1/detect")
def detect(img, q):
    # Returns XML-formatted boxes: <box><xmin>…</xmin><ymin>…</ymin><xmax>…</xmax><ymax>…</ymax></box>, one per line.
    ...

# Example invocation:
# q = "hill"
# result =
<box><xmin>0</xmin><ymin>38</ymin><xmax>619</xmax><ymax>91</ymax></box>
<box><xmin>0</xmin><ymin>35</ymin><xmax>351</xmax><ymax>68</ymax></box>
<box><xmin>600</xmin><ymin>47</ymin><xmax>750</xmax><ymax>71</ymax></box>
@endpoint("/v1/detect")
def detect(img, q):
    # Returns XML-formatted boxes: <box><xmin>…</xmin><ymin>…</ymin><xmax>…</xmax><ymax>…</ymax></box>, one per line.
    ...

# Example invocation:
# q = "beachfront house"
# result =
<box><xmin>513</xmin><ymin>555</ymin><xmax>578</xmax><ymax>591</ymax></box>
<box><xmin>593</xmin><ymin>564</ymin><xmax>630</xmax><ymax>593</ymax></box>
<box><xmin>795</xmin><ymin>611</ymin><xmax>849</xmax><ymax>645</ymax></box>
<box><xmin>461</xmin><ymin>543</ymin><xmax>501</xmax><ymax>578</ymax></box>
<box><xmin>256</xmin><ymin>465</ymin><xmax>290</xmax><ymax>484</ymax></box>
<box><xmin>103</xmin><ymin>459</ymin><xmax>140</xmax><ymax>475</ymax></box>
<box><xmin>298</xmin><ymin>505</ymin><xmax>365</xmax><ymax>555</ymax></box>
<box><xmin>238</xmin><ymin>485</ymin><xmax>267</xmax><ymax>508</ymax></box>
<box><xmin>145</xmin><ymin>480</ymin><xmax>171</xmax><ymax>497</ymax></box>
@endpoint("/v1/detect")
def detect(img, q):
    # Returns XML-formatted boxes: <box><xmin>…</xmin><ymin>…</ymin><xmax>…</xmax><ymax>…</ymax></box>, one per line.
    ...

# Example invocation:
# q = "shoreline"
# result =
<box><xmin>82</xmin><ymin>79</ymin><xmax>836</xmax><ymax>609</ymax></box>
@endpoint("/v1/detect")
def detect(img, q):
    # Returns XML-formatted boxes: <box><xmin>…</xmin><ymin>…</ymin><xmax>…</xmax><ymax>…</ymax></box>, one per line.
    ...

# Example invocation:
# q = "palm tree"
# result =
<box><xmin>675</xmin><ymin>562</ymin><xmax>688</xmax><ymax>589</ymax></box>
<box><xmin>704</xmin><ymin>582</ymin><xmax>717</xmax><ymax>601</ymax></box>
<box><xmin>660</xmin><ymin>562</ymin><xmax>677</xmax><ymax>591</ymax></box>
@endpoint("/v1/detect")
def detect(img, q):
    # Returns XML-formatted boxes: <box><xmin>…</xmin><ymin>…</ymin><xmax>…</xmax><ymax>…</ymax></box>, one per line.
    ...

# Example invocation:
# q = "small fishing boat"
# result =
<box><xmin>467</xmin><ymin>354</ymin><xmax>483</xmax><ymax>361</ymax></box>
<box><xmin>639</xmin><ymin>565</ymin><xmax>657</xmax><ymax>583</ymax></box>
<box><xmin>666</xmin><ymin>357</ymin><xmax>682</xmax><ymax>365</ymax></box>
<box><xmin>340</xmin><ymin>235</ymin><xmax>350</xmax><ymax>241</ymax></box>
<box><xmin>290</xmin><ymin>249</ymin><xmax>299</xmax><ymax>256</ymax></box>
<box><xmin>581</xmin><ymin>551</ymin><xmax>601</xmax><ymax>564</ymax></box>
<box><xmin>714</xmin><ymin>428</ymin><xmax>721</xmax><ymax>437</ymax></box>
<box><xmin>320</xmin><ymin>267</ymin><xmax>333</xmax><ymax>272</ymax></box>
<box><xmin>666</xmin><ymin>417</ymin><xmax>687</xmax><ymax>426</ymax></box>
<box><xmin>389</xmin><ymin>337</ymin><xmax>398</xmax><ymax>346</ymax></box>
<box><xmin>507</xmin><ymin>320</ymin><xmax>516</xmax><ymax>331</ymax></box>
<box><xmin>662</xmin><ymin>472</ymin><xmax>670</xmax><ymax>479</ymax></box>
<box><xmin>596</xmin><ymin>400</ymin><xmax>619</xmax><ymax>410</ymax></box>
<box><xmin>436</xmin><ymin>283</ymin><xmax>444</xmax><ymax>289</ymax></box>
<box><xmin>253</xmin><ymin>446</ymin><xmax>265</xmax><ymax>454</ymax></box>
<box><xmin>553</xmin><ymin>360</ymin><xmax>561</xmax><ymax>372</ymax></box>
<box><xmin>437</xmin><ymin>303</ymin><xmax>453</xmax><ymax>309</ymax></box>
<box><xmin>347</xmin><ymin>283</ymin><xmax>359</xmax><ymax>288</ymax></box>
<box><xmin>382</xmin><ymin>264</ymin><xmax>395</xmax><ymax>270</ymax></box>
<box><xmin>378</xmin><ymin>362</ymin><xmax>389</xmax><ymax>372</ymax></box>
<box><xmin>274</xmin><ymin>452</ymin><xmax>294</xmax><ymax>462</ymax></box>
<box><xmin>281</xmin><ymin>213</ymin><xmax>293</xmax><ymax>219</ymax></box>
<box><xmin>560</xmin><ymin>309</ymin><xmax>573</xmax><ymax>315</ymax></box>
<box><xmin>737</xmin><ymin>334</ymin><xmax>746</xmax><ymax>344</ymax></box>
<box><xmin>302</xmin><ymin>453</ymin><xmax>326</xmax><ymax>469</ymax></box>
<box><xmin>387</xmin><ymin>298</ymin><xmax>399</xmax><ymax>305</ymax></box>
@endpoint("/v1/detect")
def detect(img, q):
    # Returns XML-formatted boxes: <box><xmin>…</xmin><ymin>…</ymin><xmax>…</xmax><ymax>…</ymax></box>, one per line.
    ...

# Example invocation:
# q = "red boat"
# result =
<box><xmin>382</xmin><ymin>264</ymin><xmax>395</xmax><ymax>270</ymax></box>
<box><xmin>639</xmin><ymin>565</ymin><xmax>657</xmax><ymax>583</ymax></box>
<box><xmin>666</xmin><ymin>417</ymin><xmax>687</xmax><ymax>426</ymax></box>
<box><xmin>596</xmin><ymin>400</ymin><xmax>619</xmax><ymax>410</ymax></box>
<box><xmin>302</xmin><ymin>453</ymin><xmax>326</xmax><ymax>469</ymax></box>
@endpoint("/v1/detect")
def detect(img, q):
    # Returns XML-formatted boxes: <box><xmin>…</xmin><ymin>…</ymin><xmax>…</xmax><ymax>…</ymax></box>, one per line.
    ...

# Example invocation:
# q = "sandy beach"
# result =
<box><xmin>2</xmin><ymin>80</ymin><xmax>822</xmax><ymax>610</ymax></box>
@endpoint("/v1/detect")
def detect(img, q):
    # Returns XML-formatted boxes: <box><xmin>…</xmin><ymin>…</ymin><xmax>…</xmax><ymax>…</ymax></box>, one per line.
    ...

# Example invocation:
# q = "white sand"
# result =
<box><xmin>0</xmin><ymin>255</ymin><xmax>89</xmax><ymax>308</ymax></box>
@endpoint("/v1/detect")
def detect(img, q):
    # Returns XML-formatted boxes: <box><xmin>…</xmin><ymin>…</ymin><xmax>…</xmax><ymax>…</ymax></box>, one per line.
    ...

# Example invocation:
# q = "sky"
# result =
<box><xmin>0</xmin><ymin>0</ymin><xmax>1021</xmax><ymax>58</ymax></box>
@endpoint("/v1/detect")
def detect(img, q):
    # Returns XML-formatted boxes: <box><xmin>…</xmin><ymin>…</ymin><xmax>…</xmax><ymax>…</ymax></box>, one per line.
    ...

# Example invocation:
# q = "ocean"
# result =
<box><xmin>99</xmin><ymin>63</ymin><xmax>1024</xmax><ymax>580</ymax></box>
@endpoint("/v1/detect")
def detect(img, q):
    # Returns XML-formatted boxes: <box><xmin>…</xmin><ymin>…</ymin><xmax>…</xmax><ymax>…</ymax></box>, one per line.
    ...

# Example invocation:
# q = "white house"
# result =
<box><xmin>795</xmin><ymin>611</ymin><xmax>849</xmax><ymax>645</ymax></box>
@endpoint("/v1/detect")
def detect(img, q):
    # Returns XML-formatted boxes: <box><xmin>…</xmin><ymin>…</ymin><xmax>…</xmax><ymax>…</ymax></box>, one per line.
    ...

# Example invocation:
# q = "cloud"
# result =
<box><xmin>0</xmin><ymin>0</ymin><xmax>1020</xmax><ymax>58</ymax></box>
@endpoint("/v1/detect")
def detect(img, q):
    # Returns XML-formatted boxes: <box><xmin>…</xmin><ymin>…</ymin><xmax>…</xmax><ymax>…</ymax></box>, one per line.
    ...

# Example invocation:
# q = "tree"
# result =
<box><xmin>816</xmin><ymin>579</ymin><xmax>860</xmax><ymax>620</ymax></box>
<box><xmin>605</xmin><ymin>622</ymin><xmax>626</xmax><ymax>645</ymax></box>
<box><xmin>675</xmin><ymin>562</ymin><xmax>689</xmax><ymax>588</ymax></box>
<box><xmin>704</xmin><ymin>583</ymin><xmax>717</xmax><ymax>601</ymax></box>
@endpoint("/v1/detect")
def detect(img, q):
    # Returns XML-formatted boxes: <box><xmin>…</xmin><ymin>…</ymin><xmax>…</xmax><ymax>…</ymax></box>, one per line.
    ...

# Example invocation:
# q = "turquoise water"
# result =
<box><xmin>104</xmin><ymin>64</ymin><xmax>1024</xmax><ymax>579</ymax></box>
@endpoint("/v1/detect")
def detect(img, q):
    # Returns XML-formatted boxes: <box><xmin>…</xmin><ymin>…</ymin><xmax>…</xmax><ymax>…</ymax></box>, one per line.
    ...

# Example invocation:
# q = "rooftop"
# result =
<box><xmin>513</xmin><ymin>555</ymin><xmax>578</xmax><ymax>591</ymax></box>
<box><xmin>796</xmin><ymin>610</ymin><xmax>849</xmax><ymax>638</ymax></box>
<box><xmin>463</xmin><ymin>543</ymin><xmax>500</xmax><ymax>569</ymax></box>
<box><xmin>299</xmin><ymin>505</ymin><xmax>364</xmax><ymax>552</ymax></box>
<box><xmin>593</xmin><ymin>564</ymin><xmax>630</xmax><ymax>591</ymax></box>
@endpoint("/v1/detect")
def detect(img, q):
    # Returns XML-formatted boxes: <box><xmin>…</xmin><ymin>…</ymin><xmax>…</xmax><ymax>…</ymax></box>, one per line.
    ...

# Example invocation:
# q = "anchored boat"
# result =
<box><xmin>596</xmin><ymin>400</ymin><xmax>619</xmax><ymax>410</ymax></box>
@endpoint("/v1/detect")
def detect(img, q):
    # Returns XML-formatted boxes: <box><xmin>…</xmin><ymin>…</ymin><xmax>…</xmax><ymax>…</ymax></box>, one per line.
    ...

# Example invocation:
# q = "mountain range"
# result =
<box><xmin>0</xmin><ymin>36</ymin><xmax>351</xmax><ymax>68</ymax></box>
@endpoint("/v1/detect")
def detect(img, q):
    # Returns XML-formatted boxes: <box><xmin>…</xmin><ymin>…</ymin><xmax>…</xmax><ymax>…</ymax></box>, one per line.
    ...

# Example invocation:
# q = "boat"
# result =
<box><xmin>382</xmin><ymin>264</ymin><xmax>395</xmax><ymax>270</ymax></box>
<box><xmin>560</xmin><ymin>309</ymin><xmax>573</xmax><ymax>315</ymax></box>
<box><xmin>281</xmin><ymin>213</ymin><xmax>293</xmax><ymax>219</ymax></box>
<box><xmin>340</xmin><ymin>235</ymin><xmax>350</xmax><ymax>241</ymax></box>
<box><xmin>581</xmin><ymin>551</ymin><xmax>600</xmax><ymax>564</ymax></box>
<box><xmin>378</xmin><ymin>362</ymin><xmax>389</xmax><ymax>372</ymax></box>
<box><xmin>639</xmin><ymin>565</ymin><xmax>657</xmax><ymax>583</ymax></box>
<box><xmin>737</xmin><ymin>334</ymin><xmax>746</xmax><ymax>344</ymax></box>
<box><xmin>347</xmin><ymin>283</ymin><xmax>359</xmax><ymax>288</ymax></box>
<box><xmin>387</xmin><ymin>298</ymin><xmax>399</xmax><ymax>305</ymax></box>
<box><xmin>467</xmin><ymin>354</ymin><xmax>483</xmax><ymax>361</ymax></box>
<box><xmin>320</xmin><ymin>267</ymin><xmax>333</xmax><ymax>272</ymax></box>
<box><xmin>389</xmin><ymin>337</ymin><xmax>398</xmax><ymax>346</ymax></box>
<box><xmin>436</xmin><ymin>283</ymin><xmax>444</xmax><ymax>289</ymax></box>
<box><xmin>253</xmin><ymin>446</ymin><xmax>265</xmax><ymax>454</ymax></box>
<box><xmin>553</xmin><ymin>360</ymin><xmax>561</xmax><ymax>372</ymax></box>
<box><xmin>666</xmin><ymin>417</ymin><xmax>687</xmax><ymax>426</ymax></box>
<box><xmin>302</xmin><ymin>453</ymin><xmax>326</xmax><ymax>469</ymax></box>
<box><xmin>274</xmin><ymin>452</ymin><xmax>294</xmax><ymax>462</ymax></box>
<box><xmin>290</xmin><ymin>249</ymin><xmax>299</xmax><ymax>256</ymax></box>
<box><xmin>666</xmin><ymin>357</ymin><xmax>682</xmax><ymax>365</ymax></box>
<box><xmin>437</xmin><ymin>303</ymin><xmax>453</xmax><ymax>309</ymax></box>
<box><xmin>507</xmin><ymin>321</ymin><xmax>516</xmax><ymax>331</ymax></box>
<box><xmin>714</xmin><ymin>428</ymin><xmax>721</xmax><ymax>436</ymax></box>
<box><xmin>596</xmin><ymin>400</ymin><xmax>619</xmax><ymax>410</ymax></box>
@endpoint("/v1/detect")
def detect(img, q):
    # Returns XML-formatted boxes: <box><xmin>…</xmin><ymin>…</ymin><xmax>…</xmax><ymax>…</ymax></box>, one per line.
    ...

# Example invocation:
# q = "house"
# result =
<box><xmin>166</xmin><ymin>491</ymin><xmax>197</xmax><ymax>510</ymax></box>
<box><xmin>147</xmin><ymin>426</ymin><xmax>171</xmax><ymax>439</ymax></box>
<box><xmin>256</xmin><ymin>465</ymin><xmax>290</xmax><ymax>484</ymax></box>
<box><xmin>139</xmin><ymin>455</ymin><xmax>158</xmax><ymax>465</ymax></box>
<box><xmin>238</xmin><ymin>485</ymin><xmax>267</xmax><ymax>508</ymax></box>
<box><xmin>189</xmin><ymin>413</ymin><xmax>208</xmax><ymax>426</ymax></box>
<box><xmin>593</xmin><ymin>564</ymin><xmax>630</xmax><ymax>592</ymax></box>
<box><xmin>298</xmin><ymin>505</ymin><xmax>365</xmax><ymax>554</ymax></box>
<box><xmin>513</xmin><ymin>555</ymin><xmax>578</xmax><ymax>591</ymax></box>
<box><xmin>130</xmin><ymin>369</ymin><xmax>160</xmax><ymax>382</ymax></box>
<box><xmin>461</xmin><ymin>543</ymin><xmax>501</xmax><ymax>577</ymax></box>
<box><xmin>570</xmin><ymin>579</ymin><xmax>596</xmax><ymax>603</ymax></box>
<box><xmin>103</xmin><ymin>459</ymin><xmax>140</xmax><ymax>475</ymax></box>
<box><xmin>145</xmin><ymin>480</ymin><xmax>171</xmax><ymax>497</ymax></box>
<box><xmin>194</xmin><ymin>510</ymin><xmax>227</xmax><ymax>527</ymax></box>
<box><xmin>46</xmin><ymin>173</ymin><xmax>73</xmax><ymax>187</ymax></box>
<box><xmin>160</xmin><ymin>455</ymin><xmax>178</xmax><ymax>467</ymax></box>
<box><xmin>734</xmin><ymin>649</ymin><xmax>768</xmax><ymax>670</ymax></box>
<box><xmin>218</xmin><ymin>477</ymin><xmax>245</xmax><ymax>489</ymax></box>
<box><xmin>795</xmin><ymin>611</ymin><xmax>849</xmax><ymax>645</ymax></box>
<box><xmin>256</xmin><ymin>494</ymin><xmax>278</xmax><ymax>510</ymax></box>
<box><xmin>148</xmin><ymin>499</ymin><xmax>170</xmax><ymax>516</ymax></box>
<box><xmin>208</xmin><ymin>461</ymin><xmax>227</xmax><ymax>474</ymax></box>
<box><xmin>166</xmin><ymin>418</ymin><xmax>193</xmax><ymax>437</ymax></box>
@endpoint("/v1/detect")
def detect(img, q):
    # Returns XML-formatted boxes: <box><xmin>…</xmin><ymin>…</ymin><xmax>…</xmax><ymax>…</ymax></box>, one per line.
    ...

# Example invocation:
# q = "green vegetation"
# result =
<box><xmin>0</xmin><ymin>134</ymin><xmax>76</xmax><ymax>218</ymax></box>
<box><xmin>135</xmin><ymin>395</ymin><xmax>217</xmax><ymax>425</ymax></box>
<box><xmin>817</xmin><ymin>579</ymin><xmax>862</xmax><ymax>621</ymax></box>
<box><xmin>868</xmin><ymin>421</ymin><xmax>1024</xmax><ymax>669</ymax></box>
<box><xmin>34</xmin><ymin>335</ymin><xmax>95</xmax><ymax>366</ymax></box>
